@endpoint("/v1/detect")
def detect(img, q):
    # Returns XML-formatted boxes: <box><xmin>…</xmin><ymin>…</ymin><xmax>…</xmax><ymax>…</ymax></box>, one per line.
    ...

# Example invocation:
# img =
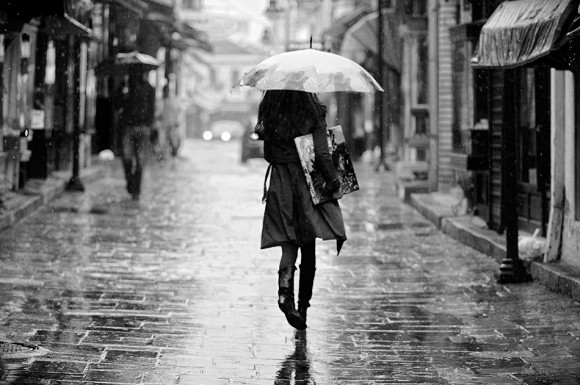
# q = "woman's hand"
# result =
<box><xmin>312</xmin><ymin>172</ymin><xmax>340</xmax><ymax>196</ymax></box>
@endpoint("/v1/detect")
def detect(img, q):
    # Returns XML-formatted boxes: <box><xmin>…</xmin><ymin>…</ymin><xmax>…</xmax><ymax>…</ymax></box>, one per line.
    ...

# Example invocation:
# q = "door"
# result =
<box><xmin>514</xmin><ymin>67</ymin><xmax>551</xmax><ymax>235</ymax></box>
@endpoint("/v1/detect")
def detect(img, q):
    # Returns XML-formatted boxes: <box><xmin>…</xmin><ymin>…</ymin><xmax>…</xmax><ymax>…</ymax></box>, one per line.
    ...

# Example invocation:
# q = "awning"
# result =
<box><xmin>471</xmin><ymin>0</ymin><xmax>578</xmax><ymax>69</ymax></box>
<box><xmin>1</xmin><ymin>0</ymin><xmax>94</xmax><ymax>35</ymax></box>
<box><xmin>177</xmin><ymin>22</ymin><xmax>212</xmax><ymax>52</ymax></box>
<box><xmin>340</xmin><ymin>10</ymin><xmax>403</xmax><ymax>73</ymax></box>
<box><xmin>321</xmin><ymin>8</ymin><xmax>373</xmax><ymax>53</ymax></box>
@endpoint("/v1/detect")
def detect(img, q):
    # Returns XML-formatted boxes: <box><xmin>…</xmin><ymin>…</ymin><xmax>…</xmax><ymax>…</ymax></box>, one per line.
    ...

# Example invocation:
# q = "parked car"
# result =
<box><xmin>240</xmin><ymin>121</ymin><xmax>263</xmax><ymax>163</ymax></box>
<box><xmin>203</xmin><ymin>120</ymin><xmax>245</xmax><ymax>142</ymax></box>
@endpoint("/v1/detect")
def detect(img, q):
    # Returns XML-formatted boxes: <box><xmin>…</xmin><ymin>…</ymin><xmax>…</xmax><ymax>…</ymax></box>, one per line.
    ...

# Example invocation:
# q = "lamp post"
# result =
<box><xmin>67</xmin><ymin>37</ymin><xmax>86</xmax><ymax>192</ymax></box>
<box><xmin>375</xmin><ymin>0</ymin><xmax>386</xmax><ymax>171</ymax></box>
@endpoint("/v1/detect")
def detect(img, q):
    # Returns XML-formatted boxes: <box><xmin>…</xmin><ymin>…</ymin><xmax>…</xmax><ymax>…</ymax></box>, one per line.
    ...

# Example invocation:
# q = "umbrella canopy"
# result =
<box><xmin>114</xmin><ymin>51</ymin><xmax>161</xmax><ymax>68</ymax></box>
<box><xmin>235</xmin><ymin>49</ymin><xmax>383</xmax><ymax>93</ymax></box>
<box><xmin>95</xmin><ymin>51</ymin><xmax>161</xmax><ymax>76</ymax></box>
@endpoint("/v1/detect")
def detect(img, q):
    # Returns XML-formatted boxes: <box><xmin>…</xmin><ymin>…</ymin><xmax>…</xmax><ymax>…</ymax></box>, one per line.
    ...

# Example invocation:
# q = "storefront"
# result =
<box><xmin>470</xmin><ymin>0</ymin><xmax>578</xmax><ymax>278</ymax></box>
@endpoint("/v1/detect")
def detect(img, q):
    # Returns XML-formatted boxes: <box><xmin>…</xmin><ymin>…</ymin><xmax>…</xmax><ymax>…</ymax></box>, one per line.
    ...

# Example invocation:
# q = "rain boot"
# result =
<box><xmin>278</xmin><ymin>266</ymin><xmax>306</xmax><ymax>330</ymax></box>
<box><xmin>297</xmin><ymin>266</ymin><xmax>316</xmax><ymax>325</ymax></box>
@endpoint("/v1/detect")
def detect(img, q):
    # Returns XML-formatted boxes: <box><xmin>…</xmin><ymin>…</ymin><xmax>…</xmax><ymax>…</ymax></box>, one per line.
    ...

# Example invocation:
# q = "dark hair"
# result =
<box><xmin>255</xmin><ymin>90</ymin><xmax>327</xmax><ymax>141</ymax></box>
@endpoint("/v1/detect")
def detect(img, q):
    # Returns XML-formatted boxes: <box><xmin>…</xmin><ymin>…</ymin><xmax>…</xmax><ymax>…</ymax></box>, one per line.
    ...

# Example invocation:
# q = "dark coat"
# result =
<box><xmin>261</xmin><ymin>119</ymin><xmax>346</xmax><ymax>254</ymax></box>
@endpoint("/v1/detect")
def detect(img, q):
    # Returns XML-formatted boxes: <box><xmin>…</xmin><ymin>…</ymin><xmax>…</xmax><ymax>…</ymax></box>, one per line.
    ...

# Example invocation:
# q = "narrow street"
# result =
<box><xmin>1</xmin><ymin>138</ymin><xmax>579</xmax><ymax>384</ymax></box>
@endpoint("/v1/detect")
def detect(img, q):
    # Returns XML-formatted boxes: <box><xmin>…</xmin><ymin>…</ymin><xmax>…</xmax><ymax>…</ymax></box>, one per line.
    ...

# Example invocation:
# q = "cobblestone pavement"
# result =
<box><xmin>1</xmin><ymin>139</ymin><xmax>580</xmax><ymax>384</ymax></box>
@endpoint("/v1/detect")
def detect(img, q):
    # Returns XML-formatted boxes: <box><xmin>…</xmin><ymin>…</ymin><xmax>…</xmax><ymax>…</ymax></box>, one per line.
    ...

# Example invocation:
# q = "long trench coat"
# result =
<box><xmin>260</xmin><ymin>119</ymin><xmax>346</xmax><ymax>254</ymax></box>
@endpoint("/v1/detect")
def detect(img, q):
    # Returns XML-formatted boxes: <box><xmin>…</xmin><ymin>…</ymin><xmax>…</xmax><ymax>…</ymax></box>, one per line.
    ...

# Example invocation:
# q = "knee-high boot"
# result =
<box><xmin>278</xmin><ymin>266</ymin><xmax>306</xmax><ymax>330</ymax></box>
<box><xmin>297</xmin><ymin>266</ymin><xmax>316</xmax><ymax>324</ymax></box>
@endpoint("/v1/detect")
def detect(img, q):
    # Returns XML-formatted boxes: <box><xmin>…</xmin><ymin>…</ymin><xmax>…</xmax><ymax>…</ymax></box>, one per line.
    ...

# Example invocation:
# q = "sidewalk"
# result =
<box><xmin>0</xmin><ymin>159</ymin><xmax>108</xmax><ymax>232</ymax></box>
<box><xmin>409</xmin><ymin>191</ymin><xmax>580</xmax><ymax>302</ymax></box>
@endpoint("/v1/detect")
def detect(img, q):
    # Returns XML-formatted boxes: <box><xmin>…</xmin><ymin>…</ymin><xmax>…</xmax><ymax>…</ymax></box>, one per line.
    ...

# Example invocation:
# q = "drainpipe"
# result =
<box><xmin>66</xmin><ymin>36</ymin><xmax>85</xmax><ymax>192</ymax></box>
<box><xmin>428</xmin><ymin>0</ymin><xmax>439</xmax><ymax>192</ymax></box>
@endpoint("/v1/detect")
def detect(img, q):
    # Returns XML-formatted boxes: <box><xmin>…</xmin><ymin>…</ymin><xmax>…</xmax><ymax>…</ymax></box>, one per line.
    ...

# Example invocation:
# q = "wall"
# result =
<box><xmin>561</xmin><ymin>71</ymin><xmax>580</xmax><ymax>267</ymax></box>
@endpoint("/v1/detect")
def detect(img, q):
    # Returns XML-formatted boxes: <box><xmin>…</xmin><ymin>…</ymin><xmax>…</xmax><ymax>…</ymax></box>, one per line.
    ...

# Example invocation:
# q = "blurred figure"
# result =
<box><xmin>117</xmin><ymin>70</ymin><xmax>155</xmax><ymax>200</ymax></box>
<box><xmin>162</xmin><ymin>83</ymin><xmax>181</xmax><ymax>157</ymax></box>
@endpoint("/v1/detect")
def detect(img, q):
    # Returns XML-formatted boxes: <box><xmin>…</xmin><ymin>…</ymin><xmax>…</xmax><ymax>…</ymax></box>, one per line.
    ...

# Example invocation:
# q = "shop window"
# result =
<box><xmin>517</xmin><ymin>68</ymin><xmax>537</xmax><ymax>185</ymax></box>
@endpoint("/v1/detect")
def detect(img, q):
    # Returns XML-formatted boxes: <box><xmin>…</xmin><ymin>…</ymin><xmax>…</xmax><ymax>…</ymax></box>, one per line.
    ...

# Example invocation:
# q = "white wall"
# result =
<box><xmin>561</xmin><ymin>71</ymin><xmax>580</xmax><ymax>267</ymax></box>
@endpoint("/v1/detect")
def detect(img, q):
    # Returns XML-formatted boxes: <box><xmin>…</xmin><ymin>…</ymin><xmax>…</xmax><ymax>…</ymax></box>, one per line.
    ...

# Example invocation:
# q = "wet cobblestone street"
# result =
<box><xmin>1</xmin><ymin>139</ymin><xmax>580</xmax><ymax>384</ymax></box>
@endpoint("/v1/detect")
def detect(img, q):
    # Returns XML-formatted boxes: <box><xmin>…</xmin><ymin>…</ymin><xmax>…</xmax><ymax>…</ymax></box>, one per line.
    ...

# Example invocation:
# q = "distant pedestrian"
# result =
<box><xmin>256</xmin><ymin>90</ymin><xmax>346</xmax><ymax>330</ymax></box>
<box><xmin>117</xmin><ymin>70</ymin><xmax>155</xmax><ymax>200</ymax></box>
<box><xmin>161</xmin><ymin>84</ymin><xmax>181</xmax><ymax>158</ymax></box>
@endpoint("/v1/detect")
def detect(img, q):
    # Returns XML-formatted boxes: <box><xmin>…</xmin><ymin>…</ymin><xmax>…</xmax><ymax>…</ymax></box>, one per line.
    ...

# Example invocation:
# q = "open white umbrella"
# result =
<box><xmin>234</xmin><ymin>48</ymin><xmax>383</xmax><ymax>93</ymax></box>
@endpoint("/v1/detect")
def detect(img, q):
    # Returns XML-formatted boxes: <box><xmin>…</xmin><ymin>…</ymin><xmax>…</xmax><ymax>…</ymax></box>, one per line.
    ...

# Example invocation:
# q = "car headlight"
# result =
<box><xmin>221</xmin><ymin>132</ymin><xmax>231</xmax><ymax>142</ymax></box>
<box><xmin>203</xmin><ymin>131</ymin><xmax>213</xmax><ymax>141</ymax></box>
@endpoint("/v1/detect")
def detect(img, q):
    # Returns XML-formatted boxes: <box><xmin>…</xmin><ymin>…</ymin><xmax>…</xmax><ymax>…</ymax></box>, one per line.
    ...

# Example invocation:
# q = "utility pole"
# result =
<box><xmin>376</xmin><ymin>0</ymin><xmax>386</xmax><ymax>171</ymax></box>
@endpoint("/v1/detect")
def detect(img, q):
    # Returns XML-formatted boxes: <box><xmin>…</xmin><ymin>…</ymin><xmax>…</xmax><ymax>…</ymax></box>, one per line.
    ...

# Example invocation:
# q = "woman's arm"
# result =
<box><xmin>312</xmin><ymin>126</ymin><xmax>339</xmax><ymax>192</ymax></box>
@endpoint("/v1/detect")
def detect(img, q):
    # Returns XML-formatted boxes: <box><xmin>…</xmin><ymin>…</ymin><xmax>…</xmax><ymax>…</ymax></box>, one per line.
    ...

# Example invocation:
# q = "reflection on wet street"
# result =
<box><xmin>275</xmin><ymin>331</ymin><xmax>310</xmax><ymax>384</ymax></box>
<box><xmin>0</xmin><ymin>139</ymin><xmax>579</xmax><ymax>384</ymax></box>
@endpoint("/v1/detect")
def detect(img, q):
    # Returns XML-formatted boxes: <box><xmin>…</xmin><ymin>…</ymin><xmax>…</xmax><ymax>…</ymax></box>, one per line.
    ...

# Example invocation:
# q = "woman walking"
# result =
<box><xmin>256</xmin><ymin>90</ymin><xmax>346</xmax><ymax>330</ymax></box>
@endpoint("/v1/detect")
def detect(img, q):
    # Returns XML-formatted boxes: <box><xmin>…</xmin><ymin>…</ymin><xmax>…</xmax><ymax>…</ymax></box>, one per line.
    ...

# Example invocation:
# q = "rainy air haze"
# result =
<box><xmin>1</xmin><ymin>0</ymin><xmax>580</xmax><ymax>384</ymax></box>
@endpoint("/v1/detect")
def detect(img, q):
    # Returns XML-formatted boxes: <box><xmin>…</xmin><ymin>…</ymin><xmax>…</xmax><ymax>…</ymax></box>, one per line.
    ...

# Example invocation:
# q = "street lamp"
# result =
<box><xmin>375</xmin><ymin>0</ymin><xmax>386</xmax><ymax>171</ymax></box>
<box><xmin>66</xmin><ymin>37</ymin><xmax>86</xmax><ymax>192</ymax></box>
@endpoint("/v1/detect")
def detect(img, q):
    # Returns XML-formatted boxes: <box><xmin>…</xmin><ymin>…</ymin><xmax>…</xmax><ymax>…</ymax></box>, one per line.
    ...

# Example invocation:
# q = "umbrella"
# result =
<box><xmin>114</xmin><ymin>51</ymin><xmax>161</xmax><ymax>68</ymax></box>
<box><xmin>235</xmin><ymin>48</ymin><xmax>383</xmax><ymax>93</ymax></box>
<box><xmin>95</xmin><ymin>51</ymin><xmax>161</xmax><ymax>76</ymax></box>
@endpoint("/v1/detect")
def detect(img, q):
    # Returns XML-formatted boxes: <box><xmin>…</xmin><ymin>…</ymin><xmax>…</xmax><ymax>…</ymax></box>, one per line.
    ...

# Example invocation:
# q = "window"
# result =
<box><xmin>472</xmin><ymin>0</ymin><xmax>501</xmax><ymax>21</ymax></box>
<box><xmin>402</xmin><ymin>0</ymin><xmax>426</xmax><ymax>15</ymax></box>
<box><xmin>516</xmin><ymin>68</ymin><xmax>537</xmax><ymax>185</ymax></box>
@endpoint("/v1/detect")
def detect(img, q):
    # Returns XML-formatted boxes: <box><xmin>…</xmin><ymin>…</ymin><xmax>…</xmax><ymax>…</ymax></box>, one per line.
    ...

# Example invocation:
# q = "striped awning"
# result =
<box><xmin>471</xmin><ymin>0</ymin><xmax>578</xmax><ymax>69</ymax></box>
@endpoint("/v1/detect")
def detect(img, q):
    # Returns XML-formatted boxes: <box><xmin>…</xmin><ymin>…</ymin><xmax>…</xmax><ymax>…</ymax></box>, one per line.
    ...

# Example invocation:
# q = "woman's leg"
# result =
<box><xmin>298</xmin><ymin>240</ymin><xmax>316</xmax><ymax>322</ymax></box>
<box><xmin>278</xmin><ymin>242</ymin><xmax>306</xmax><ymax>330</ymax></box>
<box><xmin>279</xmin><ymin>242</ymin><xmax>299</xmax><ymax>270</ymax></box>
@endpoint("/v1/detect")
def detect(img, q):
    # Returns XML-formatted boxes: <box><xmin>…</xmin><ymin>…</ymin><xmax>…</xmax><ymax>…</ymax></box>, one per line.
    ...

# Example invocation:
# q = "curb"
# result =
<box><xmin>0</xmin><ymin>164</ymin><xmax>106</xmax><ymax>233</ymax></box>
<box><xmin>409</xmin><ymin>192</ymin><xmax>580</xmax><ymax>303</ymax></box>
